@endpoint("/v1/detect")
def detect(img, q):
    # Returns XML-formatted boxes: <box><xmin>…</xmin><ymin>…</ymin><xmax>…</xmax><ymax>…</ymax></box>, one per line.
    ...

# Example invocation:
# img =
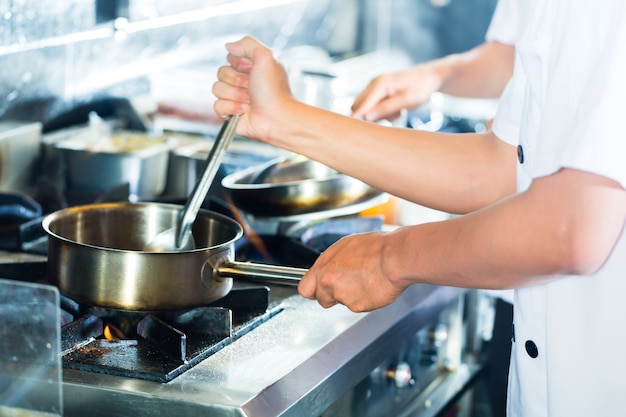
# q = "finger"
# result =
<box><xmin>386</xmin><ymin>111</ymin><xmax>403</xmax><ymax>122</ymax></box>
<box><xmin>226</xmin><ymin>35</ymin><xmax>268</xmax><ymax>59</ymax></box>
<box><xmin>225</xmin><ymin>36</ymin><xmax>266</xmax><ymax>74</ymax></box>
<box><xmin>216</xmin><ymin>66</ymin><xmax>249</xmax><ymax>89</ymax></box>
<box><xmin>363</xmin><ymin>95</ymin><xmax>409</xmax><ymax>122</ymax></box>
<box><xmin>225</xmin><ymin>37</ymin><xmax>250</xmax><ymax>58</ymax></box>
<box><xmin>297</xmin><ymin>271</ymin><xmax>317</xmax><ymax>299</ymax></box>
<box><xmin>351</xmin><ymin>87</ymin><xmax>388</xmax><ymax>120</ymax></box>
<box><xmin>226</xmin><ymin>53</ymin><xmax>254</xmax><ymax>74</ymax></box>
<box><xmin>213</xmin><ymin>98</ymin><xmax>248</xmax><ymax>119</ymax></box>
<box><xmin>225</xmin><ymin>36</ymin><xmax>272</xmax><ymax>72</ymax></box>
<box><xmin>212</xmin><ymin>79</ymin><xmax>250</xmax><ymax>103</ymax></box>
<box><xmin>314</xmin><ymin>281</ymin><xmax>341</xmax><ymax>309</ymax></box>
<box><xmin>317</xmin><ymin>298</ymin><xmax>338</xmax><ymax>309</ymax></box>
<box><xmin>311</xmin><ymin>274</ymin><xmax>340</xmax><ymax>308</ymax></box>
<box><xmin>212</xmin><ymin>81</ymin><xmax>250</xmax><ymax>118</ymax></box>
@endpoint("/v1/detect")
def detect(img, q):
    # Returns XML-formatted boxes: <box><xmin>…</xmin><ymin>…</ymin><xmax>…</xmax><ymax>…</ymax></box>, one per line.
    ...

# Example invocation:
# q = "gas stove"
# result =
<box><xmin>0</xmin><ymin>189</ymin><xmax>481</xmax><ymax>417</ymax></box>
<box><xmin>0</xmin><ymin>261</ymin><xmax>475</xmax><ymax>417</ymax></box>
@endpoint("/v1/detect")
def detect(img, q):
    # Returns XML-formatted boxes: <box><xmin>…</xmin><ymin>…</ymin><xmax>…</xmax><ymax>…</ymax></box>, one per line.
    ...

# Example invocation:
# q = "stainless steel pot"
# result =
<box><xmin>163</xmin><ymin>137</ymin><xmax>290</xmax><ymax>200</ymax></box>
<box><xmin>44</xmin><ymin>127</ymin><xmax>173</xmax><ymax>200</ymax></box>
<box><xmin>42</xmin><ymin>202</ymin><xmax>306</xmax><ymax>311</ymax></box>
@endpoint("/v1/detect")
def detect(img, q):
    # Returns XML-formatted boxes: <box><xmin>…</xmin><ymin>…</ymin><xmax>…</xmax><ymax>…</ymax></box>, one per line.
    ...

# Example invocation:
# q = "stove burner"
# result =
<box><xmin>0</xmin><ymin>262</ymin><xmax>283</xmax><ymax>382</ymax></box>
<box><xmin>60</xmin><ymin>287</ymin><xmax>279</xmax><ymax>382</ymax></box>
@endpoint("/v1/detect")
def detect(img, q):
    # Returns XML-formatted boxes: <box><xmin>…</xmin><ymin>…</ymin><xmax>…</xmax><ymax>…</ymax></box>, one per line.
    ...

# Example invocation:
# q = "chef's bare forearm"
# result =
<box><xmin>268</xmin><ymin>99</ymin><xmax>516</xmax><ymax>214</ymax></box>
<box><xmin>431</xmin><ymin>41</ymin><xmax>515</xmax><ymax>99</ymax></box>
<box><xmin>382</xmin><ymin>168</ymin><xmax>626</xmax><ymax>290</ymax></box>
<box><xmin>217</xmin><ymin>36</ymin><xmax>515</xmax><ymax>213</ymax></box>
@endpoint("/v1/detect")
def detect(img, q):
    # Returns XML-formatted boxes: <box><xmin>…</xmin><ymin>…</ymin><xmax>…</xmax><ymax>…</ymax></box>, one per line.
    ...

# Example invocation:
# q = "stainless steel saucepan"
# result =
<box><xmin>42</xmin><ymin>202</ymin><xmax>306</xmax><ymax>311</ymax></box>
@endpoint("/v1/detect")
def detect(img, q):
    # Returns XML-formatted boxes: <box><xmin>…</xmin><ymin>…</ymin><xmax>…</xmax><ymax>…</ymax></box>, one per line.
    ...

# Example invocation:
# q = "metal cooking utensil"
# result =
<box><xmin>144</xmin><ymin>115</ymin><xmax>239</xmax><ymax>251</ymax></box>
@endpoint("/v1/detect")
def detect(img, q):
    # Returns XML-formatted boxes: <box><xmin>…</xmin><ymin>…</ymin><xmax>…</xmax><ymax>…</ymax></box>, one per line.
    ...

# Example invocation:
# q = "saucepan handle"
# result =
<box><xmin>217</xmin><ymin>260</ymin><xmax>306</xmax><ymax>286</ymax></box>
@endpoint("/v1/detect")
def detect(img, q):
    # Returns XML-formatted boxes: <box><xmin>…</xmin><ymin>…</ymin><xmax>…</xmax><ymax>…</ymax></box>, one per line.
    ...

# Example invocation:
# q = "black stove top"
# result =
<box><xmin>61</xmin><ymin>286</ymin><xmax>280</xmax><ymax>382</ymax></box>
<box><xmin>0</xmin><ymin>260</ymin><xmax>290</xmax><ymax>382</ymax></box>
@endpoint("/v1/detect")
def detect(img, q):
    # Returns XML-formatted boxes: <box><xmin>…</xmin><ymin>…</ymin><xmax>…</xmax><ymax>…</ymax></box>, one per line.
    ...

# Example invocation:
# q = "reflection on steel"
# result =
<box><xmin>0</xmin><ymin>0</ymin><xmax>332</xmax><ymax>124</ymax></box>
<box><xmin>123</xmin><ymin>0</ymin><xmax>307</xmax><ymax>33</ymax></box>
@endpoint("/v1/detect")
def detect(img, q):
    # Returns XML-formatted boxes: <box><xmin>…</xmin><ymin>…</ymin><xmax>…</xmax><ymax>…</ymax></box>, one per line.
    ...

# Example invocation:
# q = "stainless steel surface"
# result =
<box><xmin>217</xmin><ymin>260</ymin><xmax>306</xmax><ymax>285</ymax></box>
<box><xmin>57</xmin><ymin>284</ymin><xmax>464</xmax><ymax>417</ymax></box>
<box><xmin>49</xmin><ymin>128</ymin><xmax>173</xmax><ymax>200</ymax></box>
<box><xmin>396</xmin><ymin>363</ymin><xmax>482</xmax><ymax>417</ymax></box>
<box><xmin>320</xmin><ymin>295</ymin><xmax>477</xmax><ymax>417</ymax></box>
<box><xmin>0</xmin><ymin>0</ymin><xmax>334</xmax><ymax>124</ymax></box>
<box><xmin>222</xmin><ymin>156</ymin><xmax>383</xmax><ymax>217</ymax></box>
<box><xmin>173</xmin><ymin>115</ymin><xmax>239</xmax><ymax>250</ymax></box>
<box><xmin>300</xmin><ymin>217</ymin><xmax>384</xmax><ymax>246</ymax></box>
<box><xmin>240</xmin><ymin>192</ymin><xmax>389</xmax><ymax>237</ymax></box>
<box><xmin>0</xmin><ymin>122</ymin><xmax>43</xmax><ymax>193</ymax></box>
<box><xmin>0</xmin><ymin>248</ymin><xmax>472</xmax><ymax>417</ymax></box>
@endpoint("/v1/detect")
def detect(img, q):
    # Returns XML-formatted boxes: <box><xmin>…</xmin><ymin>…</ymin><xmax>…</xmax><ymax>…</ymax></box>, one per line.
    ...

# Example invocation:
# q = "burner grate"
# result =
<box><xmin>58</xmin><ymin>286</ymin><xmax>281</xmax><ymax>382</ymax></box>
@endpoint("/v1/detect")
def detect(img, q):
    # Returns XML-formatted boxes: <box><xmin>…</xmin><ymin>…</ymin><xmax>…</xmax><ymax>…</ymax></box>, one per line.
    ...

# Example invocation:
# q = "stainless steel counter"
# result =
<box><xmin>61</xmin><ymin>286</ymin><xmax>463</xmax><ymax>416</ymax></box>
<box><xmin>0</xmin><ymin>250</ymin><xmax>465</xmax><ymax>417</ymax></box>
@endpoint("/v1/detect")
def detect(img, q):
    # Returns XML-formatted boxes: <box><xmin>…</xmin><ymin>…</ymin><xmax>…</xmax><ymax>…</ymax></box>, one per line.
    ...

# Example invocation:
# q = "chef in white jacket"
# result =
<box><xmin>212</xmin><ymin>1</ymin><xmax>626</xmax><ymax>415</ymax></box>
<box><xmin>493</xmin><ymin>2</ymin><xmax>626</xmax><ymax>416</ymax></box>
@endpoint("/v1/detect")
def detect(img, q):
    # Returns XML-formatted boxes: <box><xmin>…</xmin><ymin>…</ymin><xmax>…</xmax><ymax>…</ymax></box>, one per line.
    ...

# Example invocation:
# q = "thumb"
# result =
<box><xmin>226</xmin><ymin>36</ymin><xmax>268</xmax><ymax>61</ymax></box>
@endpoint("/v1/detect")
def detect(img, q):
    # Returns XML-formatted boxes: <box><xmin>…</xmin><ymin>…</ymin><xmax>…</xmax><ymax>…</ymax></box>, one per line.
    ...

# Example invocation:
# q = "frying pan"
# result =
<box><xmin>42</xmin><ymin>202</ymin><xmax>306</xmax><ymax>311</ymax></box>
<box><xmin>221</xmin><ymin>156</ymin><xmax>383</xmax><ymax>217</ymax></box>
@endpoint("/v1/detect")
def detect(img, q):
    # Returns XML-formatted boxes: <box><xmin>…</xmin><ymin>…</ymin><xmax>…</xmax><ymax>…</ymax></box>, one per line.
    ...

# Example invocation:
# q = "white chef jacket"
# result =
<box><xmin>485</xmin><ymin>0</ymin><xmax>526</xmax><ymax>46</ymax></box>
<box><xmin>490</xmin><ymin>1</ymin><xmax>626</xmax><ymax>416</ymax></box>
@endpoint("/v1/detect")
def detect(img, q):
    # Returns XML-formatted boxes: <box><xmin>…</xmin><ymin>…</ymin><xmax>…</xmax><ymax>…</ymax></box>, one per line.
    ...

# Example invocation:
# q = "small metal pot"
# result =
<box><xmin>42</xmin><ymin>202</ymin><xmax>305</xmax><ymax>311</ymax></box>
<box><xmin>44</xmin><ymin>128</ymin><xmax>173</xmax><ymax>200</ymax></box>
<box><xmin>163</xmin><ymin>137</ymin><xmax>290</xmax><ymax>200</ymax></box>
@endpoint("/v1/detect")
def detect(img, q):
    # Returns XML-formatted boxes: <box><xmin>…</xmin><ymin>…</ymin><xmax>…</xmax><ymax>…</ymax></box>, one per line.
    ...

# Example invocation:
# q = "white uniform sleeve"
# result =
<box><xmin>537</xmin><ymin>3</ymin><xmax>626</xmax><ymax>188</ymax></box>
<box><xmin>485</xmin><ymin>0</ymin><xmax>524</xmax><ymax>45</ymax></box>
<box><xmin>487</xmin><ymin>0</ymin><xmax>527</xmax><ymax>147</ymax></box>
<box><xmin>490</xmin><ymin>57</ymin><xmax>526</xmax><ymax>147</ymax></box>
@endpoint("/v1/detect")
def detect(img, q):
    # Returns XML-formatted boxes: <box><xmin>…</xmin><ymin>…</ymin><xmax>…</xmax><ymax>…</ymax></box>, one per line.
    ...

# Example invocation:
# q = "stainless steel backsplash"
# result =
<box><xmin>0</xmin><ymin>0</ymin><xmax>496</xmax><ymax>128</ymax></box>
<box><xmin>0</xmin><ymin>0</ymin><xmax>336</xmax><ymax>126</ymax></box>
